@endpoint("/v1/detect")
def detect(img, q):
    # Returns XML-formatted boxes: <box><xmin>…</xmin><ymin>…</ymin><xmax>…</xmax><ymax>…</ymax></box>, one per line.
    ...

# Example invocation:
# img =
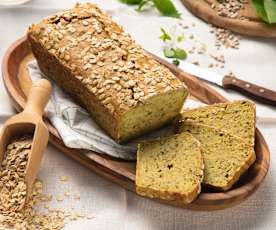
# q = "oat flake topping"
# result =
<box><xmin>29</xmin><ymin>3</ymin><xmax>185</xmax><ymax>114</ymax></box>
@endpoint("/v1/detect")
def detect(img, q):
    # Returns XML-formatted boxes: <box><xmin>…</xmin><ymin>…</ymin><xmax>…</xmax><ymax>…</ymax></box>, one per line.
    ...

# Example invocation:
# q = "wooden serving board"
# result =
<box><xmin>2</xmin><ymin>37</ymin><xmax>270</xmax><ymax>210</ymax></box>
<box><xmin>181</xmin><ymin>0</ymin><xmax>276</xmax><ymax>38</ymax></box>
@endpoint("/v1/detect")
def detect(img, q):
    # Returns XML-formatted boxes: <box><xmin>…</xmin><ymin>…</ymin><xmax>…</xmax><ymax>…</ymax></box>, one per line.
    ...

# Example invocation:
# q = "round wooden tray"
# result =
<box><xmin>2</xmin><ymin>37</ymin><xmax>270</xmax><ymax>210</ymax></box>
<box><xmin>181</xmin><ymin>0</ymin><xmax>276</xmax><ymax>38</ymax></box>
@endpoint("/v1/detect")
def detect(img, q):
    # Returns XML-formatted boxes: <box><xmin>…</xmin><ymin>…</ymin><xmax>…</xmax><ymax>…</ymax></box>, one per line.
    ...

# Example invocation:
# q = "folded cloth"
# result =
<box><xmin>28</xmin><ymin>61</ymin><xmax>203</xmax><ymax>160</ymax></box>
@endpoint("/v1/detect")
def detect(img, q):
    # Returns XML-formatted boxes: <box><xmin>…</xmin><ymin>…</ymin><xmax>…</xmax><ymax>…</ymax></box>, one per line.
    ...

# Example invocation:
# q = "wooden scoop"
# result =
<box><xmin>0</xmin><ymin>79</ymin><xmax>51</xmax><ymax>204</ymax></box>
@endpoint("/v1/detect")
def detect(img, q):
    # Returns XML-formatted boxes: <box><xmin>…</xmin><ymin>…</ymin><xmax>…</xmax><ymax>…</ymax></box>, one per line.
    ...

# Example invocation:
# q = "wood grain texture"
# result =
<box><xmin>181</xmin><ymin>0</ymin><xmax>276</xmax><ymax>38</ymax></box>
<box><xmin>1</xmin><ymin>37</ymin><xmax>270</xmax><ymax>210</ymax></box>
<box><xmin>223</xmin><ymin>75</ymin><xmax>276</xmax><ymax>106</ymax></box>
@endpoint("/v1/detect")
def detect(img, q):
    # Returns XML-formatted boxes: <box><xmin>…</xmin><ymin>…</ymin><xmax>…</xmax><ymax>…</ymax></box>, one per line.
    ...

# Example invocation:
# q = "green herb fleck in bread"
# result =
<box><xmin>178</xmin><ymin>123</ymin><xmax>256</xmax><ymax>191</ymax></box>
<box><xmin>136</xmin><ymin>132</ymin><xmax>204</xmax><ymax>203</ymax></box>
<box><xmin>179</xmin><ymin>100</ymin><xmax>256</xmax><ymax>146</ymax></box>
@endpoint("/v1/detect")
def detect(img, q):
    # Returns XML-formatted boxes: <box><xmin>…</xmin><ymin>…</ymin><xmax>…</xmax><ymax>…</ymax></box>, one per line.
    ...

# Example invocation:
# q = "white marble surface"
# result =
<box><xmin>0</xmin><ymin>1</ymin><xmax>276</xmax><ymax>229</ymax></box>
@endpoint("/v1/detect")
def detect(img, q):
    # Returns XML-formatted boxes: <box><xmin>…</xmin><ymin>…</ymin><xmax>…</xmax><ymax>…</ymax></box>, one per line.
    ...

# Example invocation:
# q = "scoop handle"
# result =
<box><xmin>24</xmin><ymin>79</ymin><xmax>52</xmax><ymax>117</ymax></box>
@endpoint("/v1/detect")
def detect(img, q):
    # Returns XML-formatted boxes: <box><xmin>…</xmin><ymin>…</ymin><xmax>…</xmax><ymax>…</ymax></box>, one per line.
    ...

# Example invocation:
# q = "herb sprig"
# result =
<box><xmin>120</xmin><ymin>0</ymin><xmax>181</xmax><ymax>18</ymax></box>
<box><xmin>163</xmin><ymin>47</ymin><xmax>187</xmax><ymax>60</ymax></box>
<box><xmin>252</xmin><ymin>0</ymin><xmax>276</xmax><ymax>24</ymax></box>
<box><xmin>159</xmin><ymin>28</ymin><xmax>171</xmax><ymax>41</ymax></box>
<box><xmin>159</xmin><ymin>28</ymin><xmax>187</xmax><ymax>66</ymax></box>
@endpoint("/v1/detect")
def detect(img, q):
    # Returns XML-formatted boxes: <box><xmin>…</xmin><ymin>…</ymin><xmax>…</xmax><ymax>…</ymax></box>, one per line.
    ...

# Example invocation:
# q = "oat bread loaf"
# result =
<box><xmin>27</xmin><ymin>3</ymin><xmax>188</xmax><ymax>143</ymax></box>
<box><xmin>179</xmin><ymin>100</ymin><xmax>256</xmax><ymax>146</ymax></box>
<box><xmin>136</xmin><ymin>132</ymin><xmax>204</xmax><ymax>203</ymax></box>
<box><xmin>178</xmin><ymin>123</ymin><xmax>256</xmax><ymax>191</ymax></box>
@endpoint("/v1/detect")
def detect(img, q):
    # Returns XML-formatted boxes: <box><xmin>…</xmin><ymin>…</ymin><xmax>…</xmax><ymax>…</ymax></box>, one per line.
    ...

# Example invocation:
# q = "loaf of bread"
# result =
<box><xmin>27</xmin><ymin>3</ymin><xmax>188</xmax><ymax>143</ymax></box>
<box><xmin>136</xmin><ymin>132</ymin><xmax>204</xmax><ymax>203</ymax></box>
<box><xmin>178</xmin><ymin>123</ymin><xmax>256</xmax><ymax>191</ymax></box>
<box><xmin>179</xmin><ymin>100</ymin><xmax>256</xmax><ymax>146</ymax></box>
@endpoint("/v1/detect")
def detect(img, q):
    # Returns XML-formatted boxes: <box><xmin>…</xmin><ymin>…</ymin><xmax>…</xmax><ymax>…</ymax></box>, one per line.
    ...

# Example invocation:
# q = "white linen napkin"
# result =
<box><xmin>28</xmin><ymin>61</ymin><xmax>203</xmax><ymax>160</ymax></box>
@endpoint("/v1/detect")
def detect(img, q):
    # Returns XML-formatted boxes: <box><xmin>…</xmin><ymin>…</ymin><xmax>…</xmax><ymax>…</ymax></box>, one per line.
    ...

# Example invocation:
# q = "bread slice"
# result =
<box><xmin>136</xmin><ymin>132</ymin><xmax>204</xmax><ymax>204</ymax></box>
<box><xmin>179</xmin><ymin>100</ymin><xmax>256</xmax><ymax>146</ymax></box>
<box><xmin>178</xmin><ymin>123</ymin><xmax>256</xmax><ymax>191</ymax></box>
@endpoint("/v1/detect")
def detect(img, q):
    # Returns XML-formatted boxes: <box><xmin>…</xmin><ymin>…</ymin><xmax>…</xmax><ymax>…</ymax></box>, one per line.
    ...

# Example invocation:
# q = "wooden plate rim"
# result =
<box><xmin>1</xmin><ymin>36</ymin><xmax>270</xmax><ymax>210</ymax></box>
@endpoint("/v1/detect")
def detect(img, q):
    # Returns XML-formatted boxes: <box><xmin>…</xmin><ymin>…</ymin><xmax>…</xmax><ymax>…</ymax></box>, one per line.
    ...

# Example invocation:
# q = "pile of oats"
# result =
<box><xmin>210</xmin><ymin>26</ymin><xmax>240</xmax><ymax>49</ymax></box>
<box><xmin>0</xmin><ymin>137</ymin><xmax>64</xmax><ymax>230</ymax></box>
<box><xmin>0</xmin><ymin>180</ymin><xmax>66</xmax><ymax>230</ymax></box>
<box><xmin>208</xmin><ymin>0</ymin><xmax>248</xmax><ymax>49</ymax></box>
<box><xmin>0</xmin><ymin>136</ymin><xmax>31</xmax><ymax>215</ymax></box>
<box><xmin>0</xmin><ymin>137</ymin><xmax>93</xmax><ymax>230</ymax></box>
<box><xmin>212</xmin><ymin>0</ymin><xmax>248</xmax><ymax>19</ymax></box>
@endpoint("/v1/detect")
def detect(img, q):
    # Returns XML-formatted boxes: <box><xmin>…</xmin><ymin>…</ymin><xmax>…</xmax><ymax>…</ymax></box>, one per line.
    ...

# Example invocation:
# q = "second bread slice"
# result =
<box><xmin>136</xmin><ymin>132</ymin><xmax>204</xmax><ymax>204</ymax></box>
<box><xmin>178</xmin><ymin>123</ymin><xmax>256</xmax><ymax>191</ymax></box>
<box><xmin>179</xmin><ymin>100</ymin><xmax>256</xmax><ymax>146</ymax></box>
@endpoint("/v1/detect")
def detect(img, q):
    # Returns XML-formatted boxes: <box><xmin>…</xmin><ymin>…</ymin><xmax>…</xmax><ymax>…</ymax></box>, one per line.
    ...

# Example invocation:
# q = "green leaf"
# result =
<box><xmin>159</xmin><ymin>28</ymin><xmax>171</xmax><ymax>41</ymax></box>
<box><xmin>252</xmin><ymin>0</ymin><xmax>276</xmax><ymax>23</ymax></box>
<box><xmin>164</xmin><ymin>47</ymin><xmax>175</xmax><ymax>58</ymax></box>
<box><xmin>120</xmin><ymin>0</ymin><xmax>142</xmax><ymax>5</ymax></box>
<box><xmin>135</xmin><ymin>0</ymin><xmax>149</xmax><ymax>12</ymax></box>
<box><xmin>252</xmin><ymin>0</ymin><xmax>269</xmax><ymax>22</ymax></box>
<box><xmin>152</xmin><ymin>0</ymin><xmax>181</xmax><ymax>18</ymax></box>
<box><xmin>264</xmin><ymin>0</ymin><xmax>276</xmax><ymax>23</ymax></box>
<box><xmin>163</xmin><ymin>47</ymin><xmax>187</xmax><ymax>60</ymax></box>
<box><xmin>172</xmin><ymin>59</ymin><xmax>180</xmax><ymax>66</ymax></box>
<box><xmin>176</xmin><ymin>34</ymin><xmax>185</xmax><ymax>42</ymax></box>
<box><xmin>173</xmin><ymin>48</ymin><xmax>187</xmax><ymax>60</ymax></box>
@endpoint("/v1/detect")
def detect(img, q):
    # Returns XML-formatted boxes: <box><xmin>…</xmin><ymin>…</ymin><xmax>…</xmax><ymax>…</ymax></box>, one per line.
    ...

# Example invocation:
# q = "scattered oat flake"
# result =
<box><xmin>56</xmin><ymin>195</ymin><xmax>64</xmax><ymax>202</ymax></box>
<box><xmin>64</xmin><ymin>191</ymin><xmax>70</xmax><ymax>197</ymax></box>
<box><xmin>77</xmin><ymin>213</ymin><xmax>85</xmax><ymax>218</ymax></box>
<box><xmin>73</xmin><ymin>194</ymin><xmax>80</xmax><ymax>200</ymax></box>
<box><xmin>86</xmin><ymin>214</ymin><xmax>94</xmax><ymax>220</ymax></box>
<box><xmin>69</xmin><ymin>213</ymin><xmax>79</xmax><ymax>221</ymax></box>
<box><xmin>211</xmin><ymin>26</ymin><xmax>240</xmax><ymax>49</ymax></box>
<box><xmin>192</xmin><ymin>61</ymin><xmax>200</xmax><ymax>66</ymax></box>
<box><xmin>59</xmin><ymin>176</ymin><xmax>69</xmax><ymax>182</ymax></box>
